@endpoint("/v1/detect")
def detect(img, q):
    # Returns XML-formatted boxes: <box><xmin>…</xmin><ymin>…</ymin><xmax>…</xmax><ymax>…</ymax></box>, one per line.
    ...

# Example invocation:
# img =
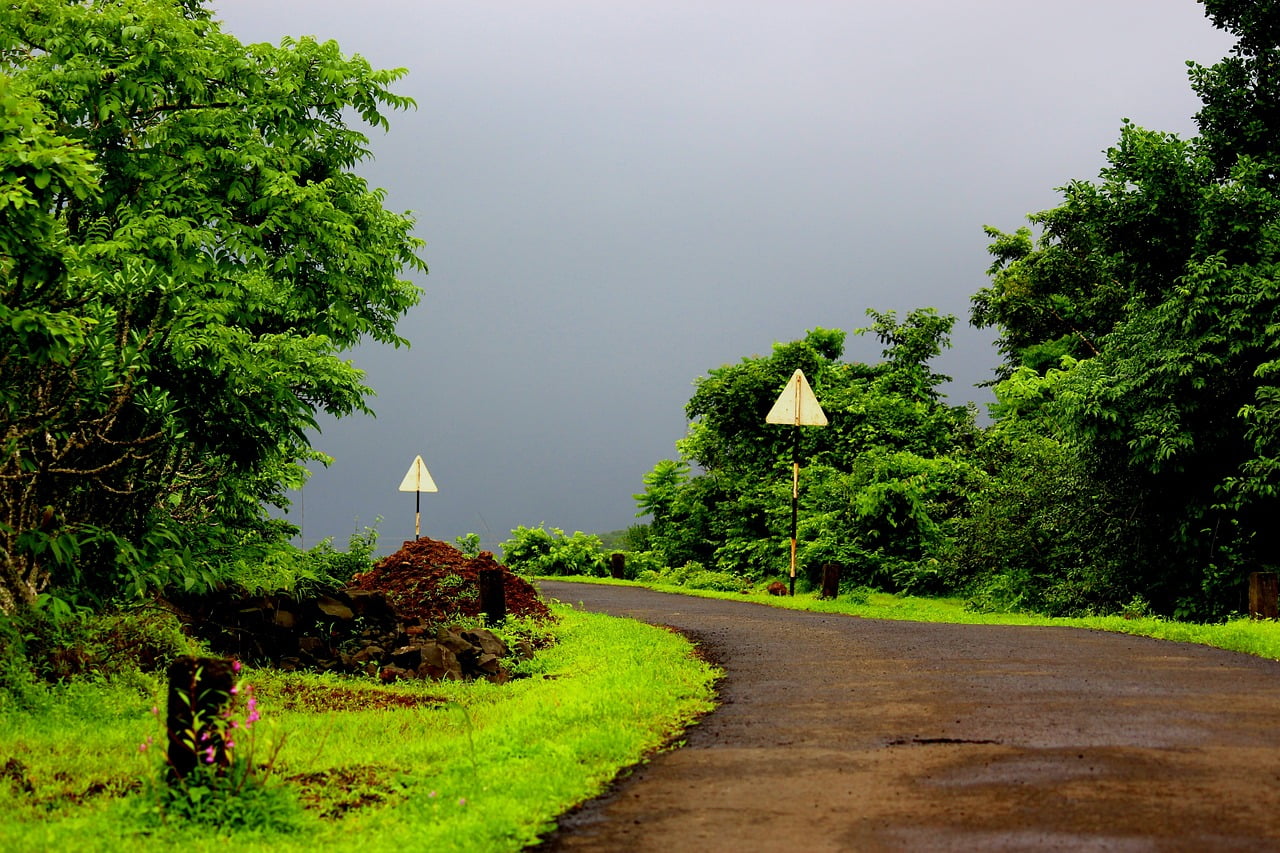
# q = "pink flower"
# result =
<box><xmin>203</xmin><ymin>746</ymin><xmax>216</xmax><ymax>764</ymax></box>
<box><xmin>232</xmin><ymin>660</ymin><xmax>242</xmax><ymax>673</ymax></box>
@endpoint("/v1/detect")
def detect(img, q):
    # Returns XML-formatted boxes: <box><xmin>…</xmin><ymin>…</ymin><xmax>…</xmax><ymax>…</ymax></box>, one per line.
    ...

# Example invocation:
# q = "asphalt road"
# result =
<box><xmin>534</xmin><ymin>581</ymin><xmax>1280</xmax><ymax>852</ymax></box>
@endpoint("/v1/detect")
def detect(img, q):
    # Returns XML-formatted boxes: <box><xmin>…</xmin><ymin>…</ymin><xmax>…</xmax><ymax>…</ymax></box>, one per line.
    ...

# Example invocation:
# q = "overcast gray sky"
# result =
<box><xmin>211</xmin><ymin>1</ymin><xmax>1234</xmax><ymax>554</ymax></box>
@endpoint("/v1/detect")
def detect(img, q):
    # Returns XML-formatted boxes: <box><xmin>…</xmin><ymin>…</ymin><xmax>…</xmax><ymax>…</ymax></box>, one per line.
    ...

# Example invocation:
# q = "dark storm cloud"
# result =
<box><xmin>212</xmin><ymin>1</ymin><xmax>1233</xmax><ymax>552</ymax></box>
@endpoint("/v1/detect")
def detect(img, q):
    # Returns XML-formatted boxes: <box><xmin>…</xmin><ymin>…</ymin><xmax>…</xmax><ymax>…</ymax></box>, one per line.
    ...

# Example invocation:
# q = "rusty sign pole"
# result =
<box><xmin>398</xmin><ymin>455</ymin><xmax>438</xmax><ymax>540</ymax></box>
<box><xmin>765</xmin><ymin>369</ymin><xmax>828</xmax><ymax>596</ymax></box>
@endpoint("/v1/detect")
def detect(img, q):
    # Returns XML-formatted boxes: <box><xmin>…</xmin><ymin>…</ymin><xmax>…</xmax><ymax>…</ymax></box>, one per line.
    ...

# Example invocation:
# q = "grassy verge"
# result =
<box><xmin>541</xmin><ymin>575</ymin><xmax>1280</xmax><ymax>661</ymax></box>
<box><xmin>0</xmin><ymin>604</ymin><xmax>718</xmax><ymax>852</ymax></box>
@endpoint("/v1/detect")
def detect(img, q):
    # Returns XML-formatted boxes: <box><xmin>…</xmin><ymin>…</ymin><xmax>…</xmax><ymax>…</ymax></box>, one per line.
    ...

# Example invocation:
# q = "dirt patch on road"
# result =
<box><xmin>536</xmin><ymin>581</ymin><xmax>1280</xmax><ymax>851</ymax></box>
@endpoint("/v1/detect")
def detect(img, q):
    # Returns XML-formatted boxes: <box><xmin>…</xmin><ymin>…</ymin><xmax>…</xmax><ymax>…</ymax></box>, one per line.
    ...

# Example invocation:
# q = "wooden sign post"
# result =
<box><xmin>765</xmin><ymin>369</ymin><xmax>828</xmax><ymax>595</ymax></box>
<box><xmin>398</xmin><ymin>455</ymin><xmax>438</xmax><ymax>540</ymax></box>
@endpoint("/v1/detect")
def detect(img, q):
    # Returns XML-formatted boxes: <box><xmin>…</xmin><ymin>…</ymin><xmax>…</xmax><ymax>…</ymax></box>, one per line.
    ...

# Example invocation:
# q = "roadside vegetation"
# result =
<box><xmin>0</xmin><ymin>603</ymin><xmax>718</xmax><ymax>852</ymax></box>
<box><xmin>543</xmin><ymin>575</ymin><xmax>1280</xmax><ymax>662</ymax></box>
<box><xmin>508</xmin><ymin>3</ymin><xmax>1280</xmax><ymax>625</ymax></box>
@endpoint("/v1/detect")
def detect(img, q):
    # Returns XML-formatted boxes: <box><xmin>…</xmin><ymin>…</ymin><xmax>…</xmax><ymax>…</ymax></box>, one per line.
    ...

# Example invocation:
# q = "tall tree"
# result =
<box><xmin>970</xmin><ymin>0</ymin><xmax>1280</xmax><ymax>617</ymax></box>
<box><xmin>637</xmin><ymin>315</ymin><xmax>976</xmax><ymax>583</ymax></box>
<box><xmin>0</xmin><ymin>0</ymin><xmax>425</xmax><ymax>612</ymax></box>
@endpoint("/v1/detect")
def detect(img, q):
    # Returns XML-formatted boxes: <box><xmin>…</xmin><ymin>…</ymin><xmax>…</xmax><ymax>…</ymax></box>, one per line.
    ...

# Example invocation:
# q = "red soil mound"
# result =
<box><xmin>351</xmin><ymin>537</ymin><xmax>551</xmax><ymax>625</ymax></box>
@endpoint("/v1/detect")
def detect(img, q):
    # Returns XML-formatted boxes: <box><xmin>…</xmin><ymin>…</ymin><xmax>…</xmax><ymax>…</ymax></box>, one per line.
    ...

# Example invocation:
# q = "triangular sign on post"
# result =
<box><xmin>765</xmin><ymin>369</ymin><xmax>828</xmax><ymax>426</ymax></box>
<box><xmin>398</xmin><ymin>455</ymin><xmax>438</xmax><ymax>493</ymax></box>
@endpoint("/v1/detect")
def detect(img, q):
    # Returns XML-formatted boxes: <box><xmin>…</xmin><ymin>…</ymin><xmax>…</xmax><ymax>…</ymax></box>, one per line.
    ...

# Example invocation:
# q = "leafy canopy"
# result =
<box><xmin>0</xmin><ymin>0</ymin><xmax>424</xmax><ymax>612</ymax></box>
<box><xmin>969</xmin><ymin>0</ymin><xmax>1280</xmax><ymax>617</ymax></box>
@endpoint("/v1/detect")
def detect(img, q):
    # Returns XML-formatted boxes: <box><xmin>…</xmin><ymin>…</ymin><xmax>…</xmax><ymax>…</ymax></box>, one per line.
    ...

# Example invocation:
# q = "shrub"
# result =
<box><xmin>223</xmin><ymin>523</ymin><xmax>381</xmax><ymax>595</ymax></box>
<box><xmin>618</xmin><ymin>550</ymin><xmax>664</xmax><ymax>579</ymax></box>
<box><xmin>631</xmin><ymin>560</ymin><xmax>749</xmax><ymax>593</ymax></box>
<box><xmin>684</xmin><ymin>570</ymin><xmax>749</xmax><ymax>593</ymax></box>
<box><xmin>500</xmin><ymin>526</ymin><xmax>605</xmax><ymax>577</ymax></box>
<box><xmin>0</xmin><ymin>603</ymin><xmax>202</xmax><ymax>709</ymax></box>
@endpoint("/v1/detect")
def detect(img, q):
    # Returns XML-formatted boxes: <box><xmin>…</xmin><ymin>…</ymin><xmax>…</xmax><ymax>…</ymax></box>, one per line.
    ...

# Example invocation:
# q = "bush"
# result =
<box><xmin>947</xmin><ymin>437</ymin><xmax>1144</xmax><ymax>616</ymax></box>
<box><xmin>618</xmin><ymin>550</ymin><xmax>664</xmax><ymax>579</ymax></box>
<box><xmin>0</xmin><ymin>603</ymin><xmax>202</xmax><ymax>706</ymax></box>
<box><xmin>684</xmin><ymin>570</ymin><xmax>749</xmax><ymax>593</ymax></box>
<box><xmin>223</xmin><ymin>523</ymin><xmax>380</xmax><ymax>595</ymax></box>
<box><xmin>632</xmin><ymin>560</ymin><xmax>750</xmax><ymax>593</ymax></box>
<box><xmin>500</xmin><ymin>525</ymin><xmax>605</xmax><ymax>576</ymax></box>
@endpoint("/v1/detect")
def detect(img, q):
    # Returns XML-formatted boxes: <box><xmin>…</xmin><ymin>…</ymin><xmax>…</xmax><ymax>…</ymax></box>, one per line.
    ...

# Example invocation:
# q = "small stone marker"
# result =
<box><xmin>166</xmin><ymin>656</ymin><xmax>235</xmax><ymax>781</ymax></box>
<box><xmin>820</xmin><ymin>563</ymin><xmax>841</xmax><ymax>600</ymax></box>
<box><xmin>1250</xmin><ymin>571</ymin><xmax>1278</xmax><ymax>619</ymax></box>
<box><xmin>479</xmin><ymin>568</ymin><xmax>506</xmax><ymax>626</ymax></box>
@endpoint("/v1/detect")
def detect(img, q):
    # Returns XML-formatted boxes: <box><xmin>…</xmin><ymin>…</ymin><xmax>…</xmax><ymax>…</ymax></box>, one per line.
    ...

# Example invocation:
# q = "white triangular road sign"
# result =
<box><xmin>398</xmin><ymin>455</ymin><xmax>439</xmax><ymax>492</ymax></box>
<box><xmin>765</xmin><ymin>369</ymin><xmax>828</xmax><ymax>426</ymax></box>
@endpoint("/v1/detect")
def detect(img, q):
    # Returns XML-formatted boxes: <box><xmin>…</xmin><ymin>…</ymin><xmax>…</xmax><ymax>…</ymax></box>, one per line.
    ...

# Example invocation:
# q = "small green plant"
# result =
<box><xmin>141</xmin><ymin>661</ymin><xmax>299</xmax><ymax>832</ymax></box>
<box><xmin>453</xmin><ymin>533</ymin><xmax>483</xmax><ymax>557</ymax></box>
<box><xmin>0</xmin><ymin>605</ymin><xmax>201</xmax><ymax>703</ymax></box>
<box><xmin>1121</xmin><ymin>595</ymin><xmax>1153</xmax><ymax>620</ymax></box>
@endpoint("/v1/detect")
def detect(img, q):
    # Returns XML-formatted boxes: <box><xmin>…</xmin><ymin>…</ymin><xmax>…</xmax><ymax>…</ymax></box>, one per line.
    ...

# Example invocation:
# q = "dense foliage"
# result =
<box><xmin>635</xmin><ymin>316</ymin><xmax>979</xmax><ymax>593</ymax></box>
<box><xmin>629</xmin><ymin>2</ymin><xmax>1280</xmax><ymax>620</ymax></box>
<box><xmin>0</xmin><ymin>0</ymin><xmax>424</xmax><ymax>612</ymax></box>
<box><xmin>969</xmin><ymin>0</ymin><xmax>1280</xmax><ymax>618</ymax></box>
<box><xmin>499</xmin><ymin>525</ymin><xmax>607</xmax><ymax>577</ymax></box>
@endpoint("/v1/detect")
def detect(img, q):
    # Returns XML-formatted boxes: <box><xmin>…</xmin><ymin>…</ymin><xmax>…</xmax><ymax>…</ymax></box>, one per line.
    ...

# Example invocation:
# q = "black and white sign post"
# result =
<box><xmin>765</xmin><ymin>369</ymin><xmax>828</xmax><ymax>596</ymax></box>
<box><xmin>398</xmin><ymin>455</ymin><xmax>438</xmax><ymax>541</ymax></box>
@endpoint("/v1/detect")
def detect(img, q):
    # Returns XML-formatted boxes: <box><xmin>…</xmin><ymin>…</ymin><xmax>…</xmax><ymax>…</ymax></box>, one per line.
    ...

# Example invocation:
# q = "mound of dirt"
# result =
<box><xmin>351</xmin><ymin>538</ymin><xmax>551</xmax><ymax>624</ymax></box>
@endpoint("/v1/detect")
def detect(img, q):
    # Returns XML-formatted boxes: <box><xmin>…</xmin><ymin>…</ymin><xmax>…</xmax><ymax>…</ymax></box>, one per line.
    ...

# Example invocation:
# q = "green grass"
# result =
<box><xmin>542</xmin><ymin>575</ymin><xmax>1280</xmax><ymax>661</ymax></box>
<box><xmin>0</xmin><ymin>604</ymin><xmax>718</xmax><ymax>852</ymax></box>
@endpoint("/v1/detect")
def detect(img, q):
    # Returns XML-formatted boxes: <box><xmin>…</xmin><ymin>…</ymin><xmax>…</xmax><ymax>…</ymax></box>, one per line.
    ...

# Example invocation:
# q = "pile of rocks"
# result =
<box><xmin>374</xmin><ymin>624</ymin><xmax>533</xmax><ymax>684</ymax></box>
<box><xmin>169</xmin><ymin>538</ymin><xmax>551</xmax><ymax>684</ymax></box>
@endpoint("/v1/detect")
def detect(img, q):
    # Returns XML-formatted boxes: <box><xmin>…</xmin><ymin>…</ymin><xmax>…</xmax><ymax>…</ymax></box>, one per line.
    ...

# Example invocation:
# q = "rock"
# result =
<box><xmin>316</xmin><ymin>595</ymin><xmax>355</xmax><ymax>620</ymax></box>
<box><xmin>298</xmin><ymin>636</ymin><xmax>326</xmax><ymax>654</ymax></box>
<box><xmin>416</xmin><ymin>642</ymin><xmax>461</xmax><ymax>680</ymax></box>
<box><xmin>351</xmin><ymin>645</ymin><xmax>385</xmax><ymax>665</ymax></box>
<box><xmin>390</xmin><ymin>645</ymin><xmax>423</xmax><ymax>670</ymax></box>
<box><xmin>462</xmin><ymin>628</ymin><xmax>509</xmax><ymax>658</ymax></box>
<box><xmin>164</xmin><ymin>539</ymin><xmax>549</xmax><ymax>684</ymax></box>
<box><xmin>379</xmin><ymin>665</ymin><xmax>412</xmax><ymax>683</ymax></box>
<box><xmin>435</xmin><ymin>627</ymin><xmax>474</xmax><ymax>654</ymax></box>
<box><xmin>345</xmin><ymin>589</ymin><xmax>396</xmax><ymax>623</ymax></box>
